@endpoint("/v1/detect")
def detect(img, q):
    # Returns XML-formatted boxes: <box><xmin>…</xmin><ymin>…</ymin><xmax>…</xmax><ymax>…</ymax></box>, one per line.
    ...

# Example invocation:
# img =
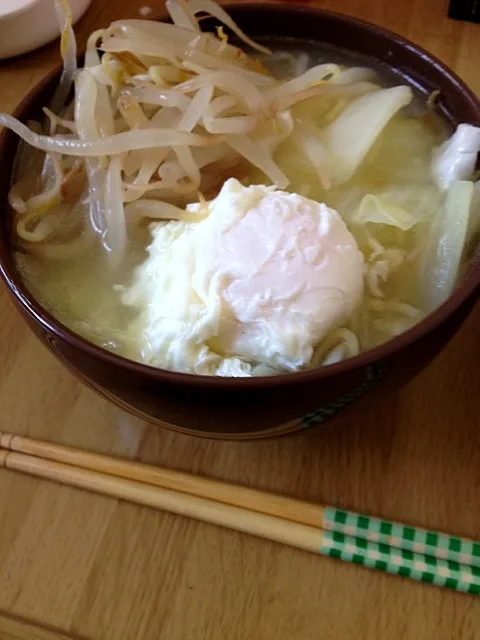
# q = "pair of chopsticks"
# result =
<box><xmin>1</xmin><ymin>431</ymin><xmax>479</xmax><ymax>595</ymax></box>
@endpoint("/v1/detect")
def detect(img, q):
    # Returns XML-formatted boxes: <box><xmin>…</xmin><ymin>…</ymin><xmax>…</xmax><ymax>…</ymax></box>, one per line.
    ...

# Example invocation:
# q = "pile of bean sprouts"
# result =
<box><xmin>1</xmin><ymin>0</ymin><xmax>378</xmax><ymax>264</ymax></box>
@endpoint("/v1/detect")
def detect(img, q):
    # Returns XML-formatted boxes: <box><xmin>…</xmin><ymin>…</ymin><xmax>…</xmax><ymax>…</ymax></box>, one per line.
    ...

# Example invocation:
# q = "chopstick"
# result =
<box><xmin>2</xmin><ymin>431</ymin><xmax>478</xmax><ymax>568</ymax></box>
<box><xmin>1</xmin><ymin>432</ymin><xmax>479</xmax><ymax>595</ymax></box>
<box><xmin>0</xmin><ymin>431</ymin><xmax>324</xmax><ymax>527</ymax></box>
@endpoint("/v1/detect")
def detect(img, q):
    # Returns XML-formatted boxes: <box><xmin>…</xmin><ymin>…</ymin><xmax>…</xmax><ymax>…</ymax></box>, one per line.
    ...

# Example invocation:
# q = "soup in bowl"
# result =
<box><xmin>0</xmin><ymin>2</ymin><xmax>479</xmax><ymax>438</ymax></box>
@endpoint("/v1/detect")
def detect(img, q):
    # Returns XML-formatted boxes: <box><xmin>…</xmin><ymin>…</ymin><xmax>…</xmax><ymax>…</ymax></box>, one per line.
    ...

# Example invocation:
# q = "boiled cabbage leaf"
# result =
<box><xmin>352</xmin><ymin>184</ymin><xmax>443</xmax><ymax>230</ymax></box>
<box><xmin>324</xmin><ymin>85</ymin><xmax>413</xmax><ymax>185</ymax></box>
<box><xmin>432</xmin><ymin>124</ymin><xmax>480</xmax><ymax>190</ymax></box>
<box><xmin>353</xmin><ymin>194</ymin><xmax>418</xmax><ymax>230</ymax></box>
<box><xmin>419</xmin><ymin>179</ymin><xmax>473</xmax><ymax>311</ymax></box>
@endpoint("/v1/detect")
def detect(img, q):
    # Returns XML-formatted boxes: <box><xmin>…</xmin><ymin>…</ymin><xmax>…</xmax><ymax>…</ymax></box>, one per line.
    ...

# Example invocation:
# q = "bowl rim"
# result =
<box><xmin>1</xmin><ymin>2</ymin><xmax>479</xmax><ymax>391</ymax></box>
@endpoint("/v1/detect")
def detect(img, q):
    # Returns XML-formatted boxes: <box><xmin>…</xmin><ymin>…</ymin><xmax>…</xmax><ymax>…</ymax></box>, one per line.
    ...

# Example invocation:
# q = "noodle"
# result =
<box><xmin>311</xmin><ymin>328</ymin><xmax>360</xmax><ymax>367</ymax></box>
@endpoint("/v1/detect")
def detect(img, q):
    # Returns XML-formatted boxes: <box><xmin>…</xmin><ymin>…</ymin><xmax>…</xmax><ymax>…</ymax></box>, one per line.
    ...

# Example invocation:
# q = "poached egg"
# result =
<box><xmin>122</xmin><ymin>179</ymin><xmax>364</xmax><ymax>376</ymax></box>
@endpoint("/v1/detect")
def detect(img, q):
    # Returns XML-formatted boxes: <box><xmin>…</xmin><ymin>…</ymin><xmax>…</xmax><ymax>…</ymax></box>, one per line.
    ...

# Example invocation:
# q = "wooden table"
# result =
<box><xmin>0</xmin><ymin>0</ymin><xmax>479</xmax><ymax>638</ymax></box>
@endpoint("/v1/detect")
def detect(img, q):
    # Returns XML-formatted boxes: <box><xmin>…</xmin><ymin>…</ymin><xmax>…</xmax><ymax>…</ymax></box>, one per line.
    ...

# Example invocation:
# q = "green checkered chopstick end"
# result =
<box><xmin>320</xmin><ymin>529</ymin><xmax>479</xmax><ymax>595</ymax></box>
<box><xmin>321</xmin><ymin>508</ymin><xmax>480</xmax><ymax>595</ymax></box>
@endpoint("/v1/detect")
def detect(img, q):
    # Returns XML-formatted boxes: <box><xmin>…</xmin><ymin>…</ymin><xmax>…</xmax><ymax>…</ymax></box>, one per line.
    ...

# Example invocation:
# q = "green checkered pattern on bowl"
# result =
<box><xmin>321</xmin><ymin>508</ymin><xmax>480</xmax><ymax>595</ymax></box>
<box><xmin>298</xmin><ymin>363</ymin><xmax>388</xmax><ymax>429</ymax></box>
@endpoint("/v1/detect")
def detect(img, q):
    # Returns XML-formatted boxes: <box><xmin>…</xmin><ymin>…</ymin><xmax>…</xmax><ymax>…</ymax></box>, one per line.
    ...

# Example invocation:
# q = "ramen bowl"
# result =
<box><xmin>0</xmin><ymin>4</ymin><xmax>479</xmax><ymax>439</ymax></box>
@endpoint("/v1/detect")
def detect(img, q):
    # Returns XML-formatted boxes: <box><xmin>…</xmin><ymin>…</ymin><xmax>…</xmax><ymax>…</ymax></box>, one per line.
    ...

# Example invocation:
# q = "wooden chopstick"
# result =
<box><xmin>1</xmin><ymin>431</ymin><xmax>477</xmax><ymax>566</ymax></box>
<box><xmin>0</xmin><ymin>431</ymin><xmax>325</xmax><ymax>528</ymax></box>
<box><xmin>1</xmin><ymin>432</ymin><xmax>479</xmax><ymax>595</ymax></box>
<box><xmin>0</xmin><ymin>448</ymin><xmax>324</xmax><ymax>552</ymax></box>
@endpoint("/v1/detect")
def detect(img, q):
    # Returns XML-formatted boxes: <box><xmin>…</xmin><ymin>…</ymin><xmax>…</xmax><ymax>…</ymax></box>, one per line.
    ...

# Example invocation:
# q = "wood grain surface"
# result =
<box><xmin>0</xmin><ymin>1</ymin><xmax>479</xmax><ymax>638</ymax></box>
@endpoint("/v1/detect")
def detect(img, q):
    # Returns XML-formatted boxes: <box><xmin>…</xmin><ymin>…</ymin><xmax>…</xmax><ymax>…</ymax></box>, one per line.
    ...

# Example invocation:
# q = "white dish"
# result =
<box><xmin>0</xmin><ymin>0</ymin><xmax>92</xmax><ymax>60</ymax></box>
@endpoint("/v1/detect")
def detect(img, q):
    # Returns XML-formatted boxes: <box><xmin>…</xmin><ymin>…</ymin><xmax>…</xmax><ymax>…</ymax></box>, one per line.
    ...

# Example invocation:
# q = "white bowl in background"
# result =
<box><xmin>0</xmin><ymin>0</ymin><xmax>92</xmax><ymax>60</ymax></box>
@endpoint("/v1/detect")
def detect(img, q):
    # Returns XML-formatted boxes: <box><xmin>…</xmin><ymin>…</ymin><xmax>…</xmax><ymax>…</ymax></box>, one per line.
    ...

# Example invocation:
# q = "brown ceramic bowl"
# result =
<box><xmin>0</xmin><ymin>4</ymin><xmax>479</xmax><ymax>439</ymax></box>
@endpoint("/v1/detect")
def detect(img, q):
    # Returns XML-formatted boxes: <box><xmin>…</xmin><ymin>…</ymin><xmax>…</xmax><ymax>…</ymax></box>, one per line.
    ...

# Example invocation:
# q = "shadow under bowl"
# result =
<box><xmin>0</xmin><ymin>4</ymin><xmax>479</xmax><ymax>439</ymax></box>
